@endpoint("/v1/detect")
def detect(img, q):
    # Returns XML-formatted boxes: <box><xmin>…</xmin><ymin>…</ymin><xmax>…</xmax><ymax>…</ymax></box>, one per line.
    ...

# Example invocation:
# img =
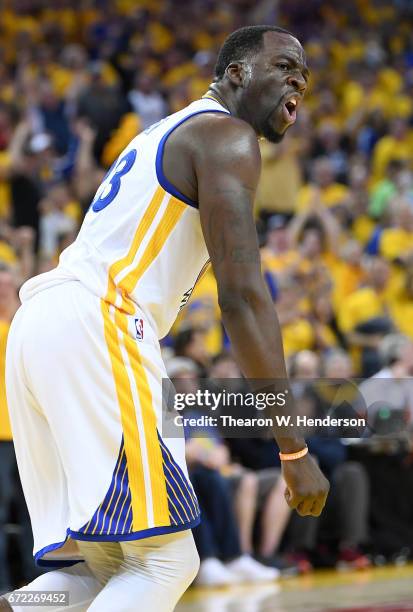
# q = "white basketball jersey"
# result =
<box><xmin>20</xmin><ymin>97</ymin><xmax>230</xmax><ymax>338</ymax></box>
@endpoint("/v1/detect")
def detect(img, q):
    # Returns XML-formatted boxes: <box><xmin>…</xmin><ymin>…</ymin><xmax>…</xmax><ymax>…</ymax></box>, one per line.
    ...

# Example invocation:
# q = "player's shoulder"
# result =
<box><xmin>189</xmin><ymin>111</ymin><xmax>258</xmax><ymax>145</ymax></box>
<box><xmin>186</xmin><ymin>112</ymin><xmax>261</xmax><ymax>163</ymax></box>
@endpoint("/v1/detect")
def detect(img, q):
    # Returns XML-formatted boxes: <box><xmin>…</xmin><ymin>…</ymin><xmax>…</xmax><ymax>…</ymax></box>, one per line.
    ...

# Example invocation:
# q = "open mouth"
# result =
<box><xmin>282</xmin><ymin>97</ymin><xmax>299</xmax><ymax>124</ymax></box>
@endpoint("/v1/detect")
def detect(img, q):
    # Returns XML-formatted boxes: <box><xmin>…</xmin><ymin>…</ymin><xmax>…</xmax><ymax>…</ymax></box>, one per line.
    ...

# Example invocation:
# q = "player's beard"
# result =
<box><xmin>260</xmin><ymin>104</ymin><xmax>287</xmax><ymax>143</ymax></box>
<box><xmin>261</xmin><ymin>119</ymin><xmax>286</xmax><ymax>143</ymax></box>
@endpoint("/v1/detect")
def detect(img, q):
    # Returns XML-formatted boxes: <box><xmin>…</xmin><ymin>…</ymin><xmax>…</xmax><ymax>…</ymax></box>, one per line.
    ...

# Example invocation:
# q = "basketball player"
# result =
<box><xmin>3</xmin><ymin>25</ymin><xmax>329</xmax><ymax>611</ymax></box>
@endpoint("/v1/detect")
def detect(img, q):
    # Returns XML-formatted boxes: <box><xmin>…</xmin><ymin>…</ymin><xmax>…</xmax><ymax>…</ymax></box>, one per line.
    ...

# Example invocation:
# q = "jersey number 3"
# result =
<box><xmin>92</xmin><ymin>148</ymin><xmax>137</xmax><ymax>212</ymax></box>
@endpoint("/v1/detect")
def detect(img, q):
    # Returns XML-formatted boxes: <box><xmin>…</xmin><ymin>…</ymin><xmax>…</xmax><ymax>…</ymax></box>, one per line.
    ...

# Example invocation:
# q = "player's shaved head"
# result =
<box><xmin>214</xmin><ymin>25</ymin><xmax>294</xmax><ymax>80</ymax></box>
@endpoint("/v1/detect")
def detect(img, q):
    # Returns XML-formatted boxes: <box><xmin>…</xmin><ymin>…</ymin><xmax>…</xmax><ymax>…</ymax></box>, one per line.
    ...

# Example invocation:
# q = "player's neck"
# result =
<box><xmin>205</xmin><ymin>82</ymin><xmax>244</xmax><ymax>116</ymax></box>
<box><xmin>204</xmin><ymin>83</ymin><xmax>257</xmax><ymax>134</ymax></box>
<box><xmin>204</xmin><ymin>85</ymin><xmax>231</xmax><ymax>111</ymax></box>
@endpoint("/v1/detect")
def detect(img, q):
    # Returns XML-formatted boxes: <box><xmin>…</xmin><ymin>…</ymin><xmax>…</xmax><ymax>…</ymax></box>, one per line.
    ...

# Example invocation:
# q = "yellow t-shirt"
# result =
<box><xmin>342</xmin><ymin>82</ymin><xmax>390</xmax><ymax>119</ymax></box>
<box><xmin>260</xmin><ymin>247</ymin><xmax>300</xmax><ymax>275</ymax></box>
<box><xmin>378</xmin><ymin>67</ymin><xmax>403</xmax><ymax>96</ymax></box>
<box><xmin>296</xmin><ymin>183</ymin><xmax>349</xmax><ymax>212</ymax></box>
<box><xmin>390</xmin><ymin>299</ymin><xmax>413</xmax><ymax>340</ymax></box>
<box><xmin>372</xmin><ymin>133</ymin><xmax>413</xmax><ymax>182</ymax></box>
<box><xmin>332</xmin><ymin>262</ymin><xmax>365</xmax><ymax>311</ymax></box>
<box><xmin>101</xmin><ymin>113</ymin><xmax>141</xmax><ymax>167</ymax></box>
<box><xmin>351</xmin><ymin>215</ymin><xmax>376</xmax><ymax>246</ymax></box>
<box><xmin>380</xmin><ymin>228</ymin><xmax>413</xmax><ymax>261</ymax></box>
<box><xmin>255</xmin><ymin>140</ymin><xmax>302</xmax><ymax>215</ymax></box>
<box><xmin>188</xmin><ymin>77</ymin><xmax>212</xmax><ymax>103</ymax></box>
<box><xmin>281</xmin><ymin>318</ymin><xmax>315</xmax><ymax>358</ymax></box>
<box><xmin>0</xmin><ymin>320</ymin><xmax>11</xmax><ymax>441</ymax></box>
<box><xmin>173</xmin><ymin>267</ymin><xmax>223</xmax><ymax>356</ymax></box>
<box><xmin>64</xmin><ymin>200</ymin><xmax>82</xmax><ymax>224</ymax></box>
<box><xmin>337</xmin><ymin>286</ymin><xmax>385</xmax><ymax>334</ymax></box>
<box><xmin>147</xmin><ymin>21</ymin><xmax>174</xmax><ymax>53</ymax></box>
<box><xmin>337</xmin><ymin>285</ymin><xmax>389</xmax><ymax>374</ymax></box>
<box><xmin>316</xmin><ymin>322</ymin><xmax>339</xmax><ymax>350</ymax></box>
<box><xmin>0</xmin><ymin>241</ymin><xmax>17</xmax><ymax>265</ymax></box>
<box><xmin>162</xmin><ymin>63</ymin><xmax>197</xmax><ymax>88</ymax></box>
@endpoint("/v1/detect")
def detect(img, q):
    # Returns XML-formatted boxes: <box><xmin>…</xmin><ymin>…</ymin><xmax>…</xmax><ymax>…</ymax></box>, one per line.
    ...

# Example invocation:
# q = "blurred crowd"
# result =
<box><xmin>1</xmin><ymin>0</ymin><xmax>413</xmax><ymax>592</ymax></box>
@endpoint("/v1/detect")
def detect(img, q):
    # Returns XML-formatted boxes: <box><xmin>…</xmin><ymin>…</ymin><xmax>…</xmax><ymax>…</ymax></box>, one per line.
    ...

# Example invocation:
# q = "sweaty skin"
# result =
<box><xmin>163</xmin><ymin>31</ymin><xmax>329</xmax><ymax>517</ymax></box>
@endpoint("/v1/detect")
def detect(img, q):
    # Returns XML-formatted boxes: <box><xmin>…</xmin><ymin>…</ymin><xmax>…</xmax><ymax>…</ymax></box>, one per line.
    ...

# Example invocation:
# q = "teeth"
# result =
<box><xmin>290</xmin><ymin>99</ymin><xmax>297</xmax><ymax>107</ymax></box>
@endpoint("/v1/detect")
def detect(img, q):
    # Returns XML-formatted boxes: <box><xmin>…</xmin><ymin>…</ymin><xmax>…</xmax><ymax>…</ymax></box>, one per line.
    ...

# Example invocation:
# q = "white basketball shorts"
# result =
<box><xmin>5</xmin><ymin>279</ymin><xmax>199</xmax><ymax>567</ymax></box>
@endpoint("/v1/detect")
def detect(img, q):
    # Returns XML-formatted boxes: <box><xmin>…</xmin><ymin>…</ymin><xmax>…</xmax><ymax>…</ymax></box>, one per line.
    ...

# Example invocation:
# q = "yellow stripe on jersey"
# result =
<box><xmin>119</xmin><ymin>196</ymin><xmax>186</xmax><ymax>297</ymax></box>
<box><xmin>115</xmin><ymin>308</ymin><xmax>170</xmax><ymax>527</ymax></box>
<box><xmin>100</xmin><ymin>300</ymin><xmax>149</xmax><ymax>532</ymax></box>
<box><xmin>105</xmin><ymin>186</ymin><xmax>166</xmax><ymax>306</ymax></box>
<box><xmin>101</xmin><ymin>192</ymin><xmax>187</xmax><ymax>530</ymax></box>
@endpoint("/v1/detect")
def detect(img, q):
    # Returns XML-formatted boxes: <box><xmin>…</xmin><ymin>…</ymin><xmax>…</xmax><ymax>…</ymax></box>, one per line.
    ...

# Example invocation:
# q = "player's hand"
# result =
<box><xmin>282</xmin><ymin>453</ymin><xmax>329</xmax><ymax>517</ymax></box>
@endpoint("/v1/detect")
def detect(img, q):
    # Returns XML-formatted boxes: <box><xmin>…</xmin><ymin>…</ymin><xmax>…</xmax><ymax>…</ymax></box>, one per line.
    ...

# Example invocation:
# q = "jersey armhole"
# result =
<box><xmin>155</xmin><ymin>109</ymin><xmax>229</xmax><ymax>209</ymax></box>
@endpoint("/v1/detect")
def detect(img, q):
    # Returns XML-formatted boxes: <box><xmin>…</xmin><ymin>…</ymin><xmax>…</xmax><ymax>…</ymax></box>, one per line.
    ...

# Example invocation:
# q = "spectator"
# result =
<box><xmin>372</xmin><ymin>118</ymin><xmax>413</xmax><ymax>183</ymax></box>
<box><xmin>76</xmin><ymin>63</ymin><xmax>129</xmax><ymax>162</ymax></box>
<box><xmin>255</xmin><ymin>135</ymin><xmax>303</xmax><ymax>219</ymax></box>
<box><xmin>296</xmin><ymin>157</ymin><xmax>350</xmax><ymax>213</ymax></box>
<box><xmin>275</xmin><ymin>275</ymin><xmax>315</xmax><ymax>359</ymax></box>
<box><xmin>310</xmin><ymin>292</ymin><xmax>341</xmax><ymax>353</ymax></box>
<box><xmin>368</xmin><ymin>159</ymin><xmax>405</xmax><ymax>220</ymax></box>
<box><xmin>128</xmin><ymin>74</ymin><xmax>168</xmax><ymax>130</ymax></box>
<box><xmin>359</xmin><ymin>334</ymin><xmax>413</xmax><ymax>432</ymax></box>
<box><xmin>174</xmin><ymin>267</ymin><xmax>223</xmax><ymax>356</ymax></box>
<box><xmin>260</xmin><ymin>214</ymin><xmax>297</xmax><ymax>277</ymax></box>
<box><xmin>38</xmin><ymin>182</ymin><xmax>79</xmax><ymax>260</ymax></box>
<box><xmin>332</xmin><ymin>240</ymin><xmax>365</xmax><ymax>311</ymax></box>
<box><xmin>71</xmin><ymin>119</ymin><xmax>105</xmax><ymax>208</ymax></box>
<box><xmin>287</xmin><ymin>350</ymin><xmax>371</xmax><ymax>571</ymax></box>
<box><xmin>313</xmin><ymin>122</ymin><xmax>348</xmax><ymax>183</ymax></box>
<box><xmin>167</xmin><ymin>358</ymin><xmax>279</xmax><ymax>586</ymax></box>
<box><xmin>33</xmin><ymin>80</ymin><xmax>72</xmax><ymax>156</ymax></box>
<box><xmin>208</xmin><ymin>352</ymin><xmax>295</xmax><ymax>572</ymax></box>
<box><xmin>378</xmin><ymin>200</ymin><xmax>413</xmax><ymax>264</ymax></box>
<box><xmin>338</xmin><ymin>257</ymin><xmax>393</xmax><ymax>376</ymax></box>
<box><xmin>174</xmin><ymin>326</ymin><xmax>211</xmax><ymax>377</ymax></box>
<box><xmin>288</xmin><ymin>197</ymin><xmax>340</xmax><ymax>297</ymax></box>
<box><xmin>289</xmin><ymin>350</ymin><xmax>320</xmax><ymax>380</ymax></box>
<box><xmin>390</xmin><ymin>265</ymin><xmax>413</xmax><ymax>341</ymax></box>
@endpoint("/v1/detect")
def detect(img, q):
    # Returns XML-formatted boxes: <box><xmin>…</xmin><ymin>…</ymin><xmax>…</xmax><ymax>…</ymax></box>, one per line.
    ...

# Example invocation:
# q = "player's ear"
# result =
<box><xmin>226</xmin><ymin>62</ymin><xmax>250</xmax><ymax>88</ymax></box>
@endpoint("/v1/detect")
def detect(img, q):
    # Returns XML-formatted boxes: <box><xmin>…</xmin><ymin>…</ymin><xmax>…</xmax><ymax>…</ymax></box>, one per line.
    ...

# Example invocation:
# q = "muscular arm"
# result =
<box><xmin>164</xmin><ymin>113</ymin><xmax>329</xmax><ymax>516</ymax></box>
<box><xmin>193</xmin><ymin>118</ymin><xmax>305</xmax><ymax>453</ymax></box>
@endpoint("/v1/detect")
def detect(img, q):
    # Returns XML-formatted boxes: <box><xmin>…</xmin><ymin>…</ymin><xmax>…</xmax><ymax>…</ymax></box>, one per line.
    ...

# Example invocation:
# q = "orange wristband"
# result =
<box><xmin>279</xmin><ymin>446</ymin><xmax>308</xmax><ymax>461</ymax></box>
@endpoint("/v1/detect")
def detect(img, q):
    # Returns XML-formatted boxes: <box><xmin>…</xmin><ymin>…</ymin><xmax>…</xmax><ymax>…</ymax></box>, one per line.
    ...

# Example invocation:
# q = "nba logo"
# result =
<box><xmin>135</xmin><ymin>318</ymin><xmax>144</xmax><ymax>340</ymax></box>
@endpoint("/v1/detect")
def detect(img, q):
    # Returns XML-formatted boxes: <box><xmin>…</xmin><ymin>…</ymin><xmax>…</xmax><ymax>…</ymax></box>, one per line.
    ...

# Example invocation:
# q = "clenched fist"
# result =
<box><xmin>282</xmin><ymin>453</ymin><xmax>329</xmax><ymax>517</ymax></box>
